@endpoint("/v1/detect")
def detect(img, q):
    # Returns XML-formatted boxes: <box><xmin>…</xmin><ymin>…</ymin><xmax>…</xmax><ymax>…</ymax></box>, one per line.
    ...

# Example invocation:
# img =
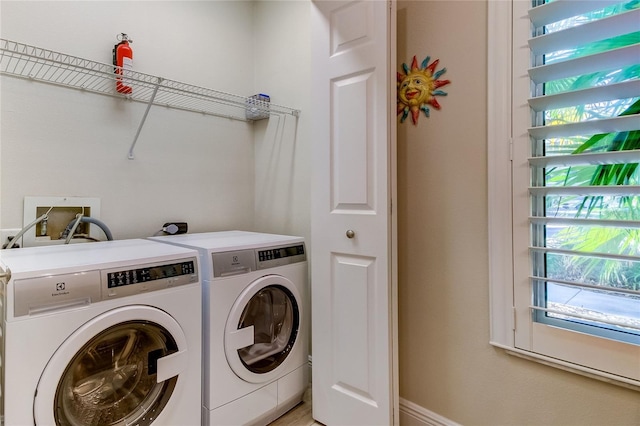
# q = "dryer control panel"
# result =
<box><xmin>212</xmin><ymin>243</ymin><xmax>306</xmax><ymax>277</ymax></box>
<box><xmin>256</xmin><ymin>244</ymin><xmax>306</xmax><ymax>269</ymax></box>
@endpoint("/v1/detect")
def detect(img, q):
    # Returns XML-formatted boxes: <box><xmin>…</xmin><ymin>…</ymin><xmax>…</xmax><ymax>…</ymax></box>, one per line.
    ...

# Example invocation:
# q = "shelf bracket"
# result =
<box><xmin>128</xmin><ymin>77</ymin><xmax>163</xmax><ymax>160</ymax></box>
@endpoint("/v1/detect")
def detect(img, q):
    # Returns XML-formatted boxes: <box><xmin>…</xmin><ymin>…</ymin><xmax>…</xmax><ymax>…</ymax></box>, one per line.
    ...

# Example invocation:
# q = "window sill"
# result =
<box><xmin>490</xmin><ymin>341</ymin><xmax>640</xmax><ymax>392</ymax></box>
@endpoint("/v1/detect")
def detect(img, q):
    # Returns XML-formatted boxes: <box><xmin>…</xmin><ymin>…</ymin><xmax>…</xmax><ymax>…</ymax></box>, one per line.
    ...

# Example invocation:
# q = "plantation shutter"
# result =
<box><xmin>526</xmin><ymin>0</ymin><xmax>640</xmax><ymax>338</ymax></box>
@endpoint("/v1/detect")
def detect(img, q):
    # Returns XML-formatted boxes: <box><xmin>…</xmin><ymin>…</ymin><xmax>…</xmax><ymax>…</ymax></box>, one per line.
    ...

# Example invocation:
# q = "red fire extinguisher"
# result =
<box><xmin>113</xmin><ymin>33</ymin><xmax>133</xmax><ymax>94</ymax></box>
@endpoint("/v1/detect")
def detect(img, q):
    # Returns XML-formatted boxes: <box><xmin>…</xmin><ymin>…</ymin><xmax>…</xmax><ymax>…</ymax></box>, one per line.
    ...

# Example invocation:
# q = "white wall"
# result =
<box><xmin>252</xmin><ymin>0</ymin><xmax>311</xmax><ymax>243</ymax></box>
<box><xmin>0</xmin><ymin>1</ymin><xmax>309</xmax><ymax>241</ymax></box>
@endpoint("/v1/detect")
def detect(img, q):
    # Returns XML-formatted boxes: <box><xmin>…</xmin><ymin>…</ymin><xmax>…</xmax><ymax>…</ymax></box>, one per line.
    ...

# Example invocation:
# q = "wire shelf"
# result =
<box><xmin>0</xmin><ymin>38</ymin><xmax>300</xmax><ymax>157</ymax></box>
<box><xmin>0</xmin><ymin>38</ymin><xmax>299</xmax><ymax>119</ymax></box>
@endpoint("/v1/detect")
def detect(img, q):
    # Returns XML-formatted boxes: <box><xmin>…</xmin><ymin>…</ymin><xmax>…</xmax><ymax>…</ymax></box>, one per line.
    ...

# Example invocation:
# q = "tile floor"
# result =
<box><xmin>268</xmin><ymin>387</ymin><xmax>322</xmax><ymax>426</ymax></box>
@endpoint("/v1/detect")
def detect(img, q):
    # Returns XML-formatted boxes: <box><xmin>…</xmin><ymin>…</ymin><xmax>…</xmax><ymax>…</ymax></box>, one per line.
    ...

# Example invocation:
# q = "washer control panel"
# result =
<box><xmin>106</xmin><ymin>260</ymin><xmax>196</xmax><ymax>288</ymax></box>
<box><xmin>12</xmin><ymin>257</ymin><xmax>199</xmax><ymax>317</ymax></box>
<box><xmin>102</xmin><ymin>257</ymin><xmax>198</xmax><ymax>299</ymax></box>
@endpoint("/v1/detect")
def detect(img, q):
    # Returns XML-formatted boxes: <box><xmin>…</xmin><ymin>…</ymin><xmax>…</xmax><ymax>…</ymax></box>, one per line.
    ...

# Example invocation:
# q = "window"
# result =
<box><xmin>488</xmin><ymin>0</ymin><xmax>640</xmax><ymax>388</ymax></box>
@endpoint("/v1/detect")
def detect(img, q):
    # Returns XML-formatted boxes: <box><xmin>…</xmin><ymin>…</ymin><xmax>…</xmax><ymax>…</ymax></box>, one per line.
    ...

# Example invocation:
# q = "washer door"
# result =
<box><xmin>224</xmin><ymin>275</ymin><xmax>302</xmax><ymax>384</ymax></box>
<box><xmin>34</xmin><ymin>305</ymin><xmax>189</xmax><ymax>426</ymax></box>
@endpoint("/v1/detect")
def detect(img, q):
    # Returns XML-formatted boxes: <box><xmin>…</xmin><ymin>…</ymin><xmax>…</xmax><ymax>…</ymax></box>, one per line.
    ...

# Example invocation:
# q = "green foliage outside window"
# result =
<box><xmin>543</xmin><ymin>2</ymin><xmax>640</xmax><ymax>292</ymax></box>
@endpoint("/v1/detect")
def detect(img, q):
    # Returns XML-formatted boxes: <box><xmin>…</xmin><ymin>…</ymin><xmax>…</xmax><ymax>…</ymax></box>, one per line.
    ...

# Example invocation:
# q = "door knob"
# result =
<box><xmin>346</xmin><ymin>230</ymin><xmax>355</xmax><ymax>239</ymax></box>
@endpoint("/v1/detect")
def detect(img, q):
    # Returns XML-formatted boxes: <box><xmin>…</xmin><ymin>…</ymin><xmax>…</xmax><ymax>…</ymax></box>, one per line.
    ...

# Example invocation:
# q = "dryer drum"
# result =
<box><xmin>53</xmin><ymin>320</ymin><xmax>178</xmax><ymax>426</ymax></box>
<box><xmin>237</xmin><ymin>285</ymin><xmax>300</xmax><ymax>374</ymax></box>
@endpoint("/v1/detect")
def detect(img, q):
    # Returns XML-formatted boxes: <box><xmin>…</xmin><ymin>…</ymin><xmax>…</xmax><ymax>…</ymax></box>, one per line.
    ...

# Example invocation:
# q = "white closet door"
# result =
<box><xmin>311</xmin><ymin>0</ymin><xmax>397</xmax><ymax>424</ymax></box>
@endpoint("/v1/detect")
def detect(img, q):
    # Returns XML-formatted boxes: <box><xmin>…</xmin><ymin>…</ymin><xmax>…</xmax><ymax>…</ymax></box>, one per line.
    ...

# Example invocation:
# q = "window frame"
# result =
<box><xmin>487</xmin><ymin>0</ymin><xmax>640</xmax><ymax>391</ymax></box>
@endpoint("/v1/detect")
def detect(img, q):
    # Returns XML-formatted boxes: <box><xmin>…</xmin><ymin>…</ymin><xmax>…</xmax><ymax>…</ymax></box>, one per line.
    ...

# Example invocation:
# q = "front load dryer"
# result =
<box><xmin>149</xmin><ymin>231</ymin><xmax>308</xmax><ymax>426</ymax></box>
<box><xmin>0</xmin><ymin>239</ymin><xmax>202</xmax><ymax>426</ymax></box>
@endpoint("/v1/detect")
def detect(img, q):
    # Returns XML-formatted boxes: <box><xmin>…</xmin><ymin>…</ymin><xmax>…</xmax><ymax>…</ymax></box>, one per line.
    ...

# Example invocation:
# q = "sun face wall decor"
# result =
<box><xmin>397</xmin><ymin>55</ymin><xmax>451</xmax><ymax>125</ymax></box>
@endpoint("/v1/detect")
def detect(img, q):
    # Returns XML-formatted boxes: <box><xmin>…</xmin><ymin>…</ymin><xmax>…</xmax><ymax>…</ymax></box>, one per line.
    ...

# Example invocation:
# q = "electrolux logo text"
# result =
<box><xmin>53</xmin><ymin>282</ymin><xmax>70</xmax><ymax>296</ymax></box>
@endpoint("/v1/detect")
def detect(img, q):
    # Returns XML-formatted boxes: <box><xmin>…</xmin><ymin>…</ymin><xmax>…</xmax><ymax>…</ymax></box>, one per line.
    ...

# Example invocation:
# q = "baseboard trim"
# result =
<box><xmin>399</xmin><ymin>398</ymin><xmax>461</xmax><ymax>426</ymax></box>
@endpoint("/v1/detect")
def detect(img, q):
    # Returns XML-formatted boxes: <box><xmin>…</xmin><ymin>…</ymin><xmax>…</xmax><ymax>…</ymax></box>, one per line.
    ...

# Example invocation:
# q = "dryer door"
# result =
<box><xmin>225</xmin><ymin>275</ymin><xmax>302</xmax><ymax>384</ymax></box>
<box><xmin>34</xmin><ymin>305</ymin><xmax>189</xmax><ymax>426</ymax></box>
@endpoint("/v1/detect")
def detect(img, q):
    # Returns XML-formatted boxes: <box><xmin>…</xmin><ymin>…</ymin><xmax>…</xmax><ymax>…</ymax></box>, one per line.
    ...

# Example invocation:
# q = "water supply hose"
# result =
<box><xmin>62</xmin><ymin>216</ymin><xmax>114</xmax><ymax>242</ymax></box>
<box><xmin>3</xmin><ymin>213</ymin><xmax>48</xmax><ymax>249</ymax></box>
<box><xmin>64</xmin><ymin>214</ymin><xmax>84</xmax><ymax>244</ymax></box>
<box><xmin>81</xmin><ymin>216</ymin><xmax>114</xmax><ymax>241</ymax></box>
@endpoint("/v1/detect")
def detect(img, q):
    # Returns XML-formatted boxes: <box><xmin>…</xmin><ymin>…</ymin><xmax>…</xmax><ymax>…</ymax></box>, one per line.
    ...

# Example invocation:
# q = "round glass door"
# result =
<box><xmin>237</xmin><ymin>285</ymin><xmax>299</xmax><ymax>374</ymax></box>
<box><xmin>54</xmin><ymin>320</ymin><xmax>178</xmax><ymax>426</ymax></box>
<box><xmin>225</xmin><ymin>275</ymin><xmax>303</xmax><ymax>383</ymax></box>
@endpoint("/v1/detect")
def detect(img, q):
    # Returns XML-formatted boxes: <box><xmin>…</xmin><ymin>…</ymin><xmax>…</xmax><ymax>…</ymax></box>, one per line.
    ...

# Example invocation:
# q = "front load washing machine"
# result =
<box><xmin>0</xmin><ymin>239</ymin><xmax>202</xmax><ymax>426</ymax></box>
<box><xmin>149</xmin><ymin>231</ymin><xmax>308</xmax><ymax>426</ymax></box>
